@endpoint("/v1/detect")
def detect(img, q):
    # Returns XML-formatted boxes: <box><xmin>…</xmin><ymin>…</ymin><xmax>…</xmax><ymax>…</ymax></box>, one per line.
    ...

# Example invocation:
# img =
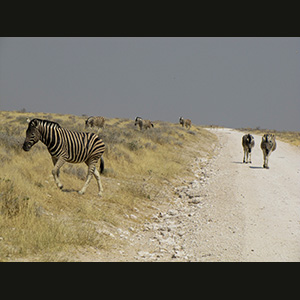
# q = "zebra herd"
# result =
<box><xmin>242</xmin><ymin>133</ymin><xmax>277</xmax><ymax>169</ymax></box>
<box><xmin>22</xmin><ymin>115</ymin><xmax>277</xmax><ymax>197</ymax></box>
<box><xmin>22</xmin><ymin>115</ymin><xmax>192</xmax><ymax>196</ymax></box>
<box><xmin>84</xmin><ymin>116</ymin><xmax>191</xmax><ymax>132</ymax></box>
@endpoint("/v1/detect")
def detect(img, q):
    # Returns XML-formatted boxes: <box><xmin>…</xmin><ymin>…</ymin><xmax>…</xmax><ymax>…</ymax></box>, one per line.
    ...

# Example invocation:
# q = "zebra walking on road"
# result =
<box><xmin>242</xmin><ymin>134</ymin><xmax>255</xmax><ymax>163</ymax></box>
<box><xmin>260</xmin><ymin>133</ymin><xmax>277</xmax><ymax>169</ymax></box>
<box><xmin>23</xmin><ymin>119</ymin><xmax>105</xmax><ymax>196</ymax></box>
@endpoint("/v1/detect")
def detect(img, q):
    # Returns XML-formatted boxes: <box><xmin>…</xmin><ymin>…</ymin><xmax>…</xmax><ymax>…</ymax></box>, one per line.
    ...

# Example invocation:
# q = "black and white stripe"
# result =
<box><xmin>23</xmin><ymin>119</ymin><xmax>105</xmax><ymax>196</ymax></box>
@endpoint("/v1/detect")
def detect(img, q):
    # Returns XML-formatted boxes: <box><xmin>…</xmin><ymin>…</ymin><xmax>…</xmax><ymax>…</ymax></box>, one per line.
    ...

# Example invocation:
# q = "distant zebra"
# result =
<box><xmin>85</xmin><ymin>116</ymin><xmax>105</xmax><ymax>130</ymax></box>
<box><xmin>23</xmin><ymin>119</ymin><xmax>105</xmax><ymax>196</ymax></box>
<box><xmin>242</xmin><ymin>134</ymin><xmax>255</xmax><ymax>163</ymax></box>
<box><xmin>260</xmin><ymin>133</ymin><xmax>277</xmax><ymax>169</ymax></box>
<box><xmin>179</xmin><ymin>117</ymin><xmax>192</xmax><ymax>129</ymax></box>
<box><xmin>134</xmin><ymin>116</ymin><xmax>154</xmax><ymax>130</ymax></box>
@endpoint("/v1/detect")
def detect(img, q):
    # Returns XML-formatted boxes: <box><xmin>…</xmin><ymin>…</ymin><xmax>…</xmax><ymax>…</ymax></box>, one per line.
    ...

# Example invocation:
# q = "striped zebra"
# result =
<box><xmin>85</xmin><ymin>116</ymin><xmax>105</xmax><ymax>130</ymax></box>
<box><xmin>134</xmin><ymin>116</ymin><xmax>154</xmax><ymax>130</ymax></box>
<box><xmin>260</xmin><ymin>133</ymin><xmax>277</xmax><ymax>169</ymax></box>
<box><xmin>179</xmin><ymin>117</ymin><xmax>192</xmax><ymax>129</ymax></box>
<box><xmin>23</xmin><ymin>119</ymin><xmax>105</xmax><ymax>196</ymax></box>
<box><xmin>242</xmin><ymin>134</ymin><xmax>255</xmax><ymax>163</ymax></box>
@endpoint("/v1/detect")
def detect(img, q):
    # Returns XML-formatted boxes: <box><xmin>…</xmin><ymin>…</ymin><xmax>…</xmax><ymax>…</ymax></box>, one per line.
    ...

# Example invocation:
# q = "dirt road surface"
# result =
<box><xmin>81</xmin><ymin>128</ymin><xmax>300</xmax><ymax>262</ymax></box>
<box><xmin>204</xmin><ymin>128</ymin><xmax>300</xmax><ymax>261</ymax></box>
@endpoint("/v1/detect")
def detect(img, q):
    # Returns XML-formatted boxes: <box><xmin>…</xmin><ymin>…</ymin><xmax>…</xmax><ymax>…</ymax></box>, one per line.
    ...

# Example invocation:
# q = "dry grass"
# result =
<box><xmin>0</xmin><ymin>110</ymin><xmax>217</xmax><ymax>261</ymax></box>
<box><xmin>238</xmin><ymin>127</ymin><xmax>300</xmax><ymax>147</ymax></box>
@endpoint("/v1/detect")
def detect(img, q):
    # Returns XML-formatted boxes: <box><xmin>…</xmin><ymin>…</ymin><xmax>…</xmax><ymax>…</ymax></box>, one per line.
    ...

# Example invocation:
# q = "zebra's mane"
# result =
<box><xmin>34</xmin><ymin>119</ymin><xmax>62</xmax><ymax>129</ymax></box>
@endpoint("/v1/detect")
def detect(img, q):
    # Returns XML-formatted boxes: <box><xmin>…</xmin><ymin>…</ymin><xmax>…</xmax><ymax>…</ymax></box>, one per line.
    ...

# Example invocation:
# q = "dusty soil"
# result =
<box><xmin>77</xmin><ymin>128</ymin><xmax>300</xmax><ymax>262</ymax></box>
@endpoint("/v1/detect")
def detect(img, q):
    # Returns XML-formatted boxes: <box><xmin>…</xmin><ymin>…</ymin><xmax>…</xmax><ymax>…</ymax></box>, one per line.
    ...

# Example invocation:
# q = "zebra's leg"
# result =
<box><xmin>265</xmin><ymin>153</ymin><xmax>270</xmax><ymax>169</ymax></box>
<box><xmin>93</xmin><ymin>168</ymin><xmax>103</xmax><ymax>197</ymax></box>
<box><xmin>249</xmin><ymin>149</ymin><xmax>252</xmax><ymax>163</ymax></box>
<box><xmin>51</xmin><ymin>157</ymin><xmax>65</xmax><ymax>189</ymax></box>
<box><xmin>78</xmin><ymin>162</ymin><xmax>95</xmax><ymax>195</ymax></box>
<box><xmin>263</xmin><ymin>151</ymin><xmax>269</xmax><ymax>168</ymax></box>
<box><xmin>264</xmin><ymin>157</ymin><xmax>268</xmax><ymax>169</ymax></box>
<box><xmin>243</xmin><ymin>149</ymin><xmax>249</xmax><ymax>163</ymax></box>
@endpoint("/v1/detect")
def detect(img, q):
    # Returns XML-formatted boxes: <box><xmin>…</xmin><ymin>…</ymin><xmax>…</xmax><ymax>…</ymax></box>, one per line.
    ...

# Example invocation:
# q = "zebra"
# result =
<box><xmin>85</xmin><ymin>116</ymin><xmax>105</xmax><ymax>131</ymax></box>
<box><xmin>260</xmin><ymin>133</ymin><xmax>277</xmax><ymax>169</ymax></box>
<box><xmin>134</xmin><ymin>116</ymin><xmax>154</xmax><ymax>130</ymax></box>
<box><xmin>242</xmin><ymin>134</ymin><xmax>255</xmax><ymax>163</ymax></box>
<box><xmin>23</xmin><ymin>119</ymin><xmax>105</xmax><ymax>196</ymax></box>
<box><xmin>179</xmin><ymin>117</ymin><xmax>192</xmax><ymax>129</ymax></box>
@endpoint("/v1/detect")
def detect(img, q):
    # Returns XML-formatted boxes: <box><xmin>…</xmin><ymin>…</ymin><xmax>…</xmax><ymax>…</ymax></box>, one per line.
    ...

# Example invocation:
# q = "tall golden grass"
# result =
<box><xmin>0</xmin><ymin>110</ymin><xmax>217</xmax><ymax>261</ymax></box>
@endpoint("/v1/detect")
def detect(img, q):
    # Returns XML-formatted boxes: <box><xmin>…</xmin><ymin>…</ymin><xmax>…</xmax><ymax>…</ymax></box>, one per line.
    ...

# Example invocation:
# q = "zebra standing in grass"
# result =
<box><xmin>85</xmin><ymin>116</ymin><xmax>105</xmax><ymax>131</ymax></box>
<box><xmin>134</xmin><ymin>116</ymin><xmax>154</xmax><ymax>130</ymax></box>
<box><xmin>242</xmin><ymin>134</ymin><xmax>255</xmax><ymax>163</ymax></box>
<box><xmin>179</xmin><ymin>117</ymin><xmax>192</xmax><ymax>129</ymax></box>
<box><xmin>260</xmin><ymin>133</ymin><xmax>277</xmax><ymax>169</ymax></box>
<box><xmin>23</xmin><ymin>119</ymin><xmax>105</xmax><ymax>196</ymax></box>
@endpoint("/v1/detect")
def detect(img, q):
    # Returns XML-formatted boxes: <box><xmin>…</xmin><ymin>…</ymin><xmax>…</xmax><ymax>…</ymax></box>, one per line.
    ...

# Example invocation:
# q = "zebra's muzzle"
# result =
<box><xmin>22</xmin><ymin>142</ymin><xmax>32</xmax><ymax>151</ymax></box>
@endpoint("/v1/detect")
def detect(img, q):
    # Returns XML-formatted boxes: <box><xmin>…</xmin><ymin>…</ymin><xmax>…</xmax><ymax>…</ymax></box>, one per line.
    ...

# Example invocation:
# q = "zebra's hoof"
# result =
<box><xmin>98</xmin><ymin>192</ymin><xmax>103</xmax><ymax>197</ymax></box>
<box><xmin>78</xmin><ymin>190</ymin><xmax>85</xmax><ymax>195</ymax></box>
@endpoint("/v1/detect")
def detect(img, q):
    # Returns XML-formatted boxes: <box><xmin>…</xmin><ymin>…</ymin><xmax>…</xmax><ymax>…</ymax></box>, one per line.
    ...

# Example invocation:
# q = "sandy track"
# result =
<box><xmin>80</xmin><ymin>128</ymin><xmax>300</xmax><ymax>262</ymax></box>
<box><xmin>205</xmin><ymin>128</ymin><xmax>300</xmax><ymax>261</ymax></box>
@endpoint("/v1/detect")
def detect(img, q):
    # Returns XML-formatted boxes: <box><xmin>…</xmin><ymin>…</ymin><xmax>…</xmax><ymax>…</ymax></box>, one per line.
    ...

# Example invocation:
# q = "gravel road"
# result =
<box><xmin>83</xmin><ymin>128</ymin><xmax>300</xmax><ymax>262</ymax></box>
<box><xmin>201</xmin><ymin>128</ymin><xmax>300</xmax><ymax>261</ymax></box>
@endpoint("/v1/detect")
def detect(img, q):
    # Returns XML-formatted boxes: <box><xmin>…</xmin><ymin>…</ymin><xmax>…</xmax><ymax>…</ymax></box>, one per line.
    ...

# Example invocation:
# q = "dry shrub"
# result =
<box><xmin>0</xmin><ymin>178</ymin><xmax>29</xmax><ymax>217</ymax></box>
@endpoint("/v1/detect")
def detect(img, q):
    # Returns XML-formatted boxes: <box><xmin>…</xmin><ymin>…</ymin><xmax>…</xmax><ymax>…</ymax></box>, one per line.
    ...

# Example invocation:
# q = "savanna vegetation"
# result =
<box><xmin>0</xmin><ymin>110</ymin><xmax>217</xmax><ymax>261</ymax></box>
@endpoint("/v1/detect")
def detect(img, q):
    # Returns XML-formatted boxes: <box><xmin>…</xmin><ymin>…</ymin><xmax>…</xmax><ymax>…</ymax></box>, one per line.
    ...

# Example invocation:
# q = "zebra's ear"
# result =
<box><xmin>26</xmin><ymin>118</ymin><xmax>31</xmax><ymax>123</ymax></box>
<box><xmin>30</xmin><ymin>119</ymin><xmax>39</xmax><ymax>127</ymax></box>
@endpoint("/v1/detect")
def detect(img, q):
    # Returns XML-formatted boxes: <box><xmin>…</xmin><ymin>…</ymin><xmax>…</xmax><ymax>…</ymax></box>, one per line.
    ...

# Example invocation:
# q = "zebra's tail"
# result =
<box><xmin>100</xmin><ymin>156</ymin><xmax>104</xmax><ymax>174</ymax></box>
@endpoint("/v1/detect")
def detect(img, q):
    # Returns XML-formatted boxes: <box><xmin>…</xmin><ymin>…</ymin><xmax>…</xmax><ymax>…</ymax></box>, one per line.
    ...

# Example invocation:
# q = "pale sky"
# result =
<box><xmin>0</xmin><ymin>37</ymin><xmax>299</xmax><ymax>131</ymax></box>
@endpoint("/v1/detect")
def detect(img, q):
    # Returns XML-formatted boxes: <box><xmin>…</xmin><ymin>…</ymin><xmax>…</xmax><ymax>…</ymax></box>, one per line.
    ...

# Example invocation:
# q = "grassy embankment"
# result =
<box><xmin>0</xmin><ymin>110</ymin><xmax>217</xmax><ymax>261</ymax></box>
